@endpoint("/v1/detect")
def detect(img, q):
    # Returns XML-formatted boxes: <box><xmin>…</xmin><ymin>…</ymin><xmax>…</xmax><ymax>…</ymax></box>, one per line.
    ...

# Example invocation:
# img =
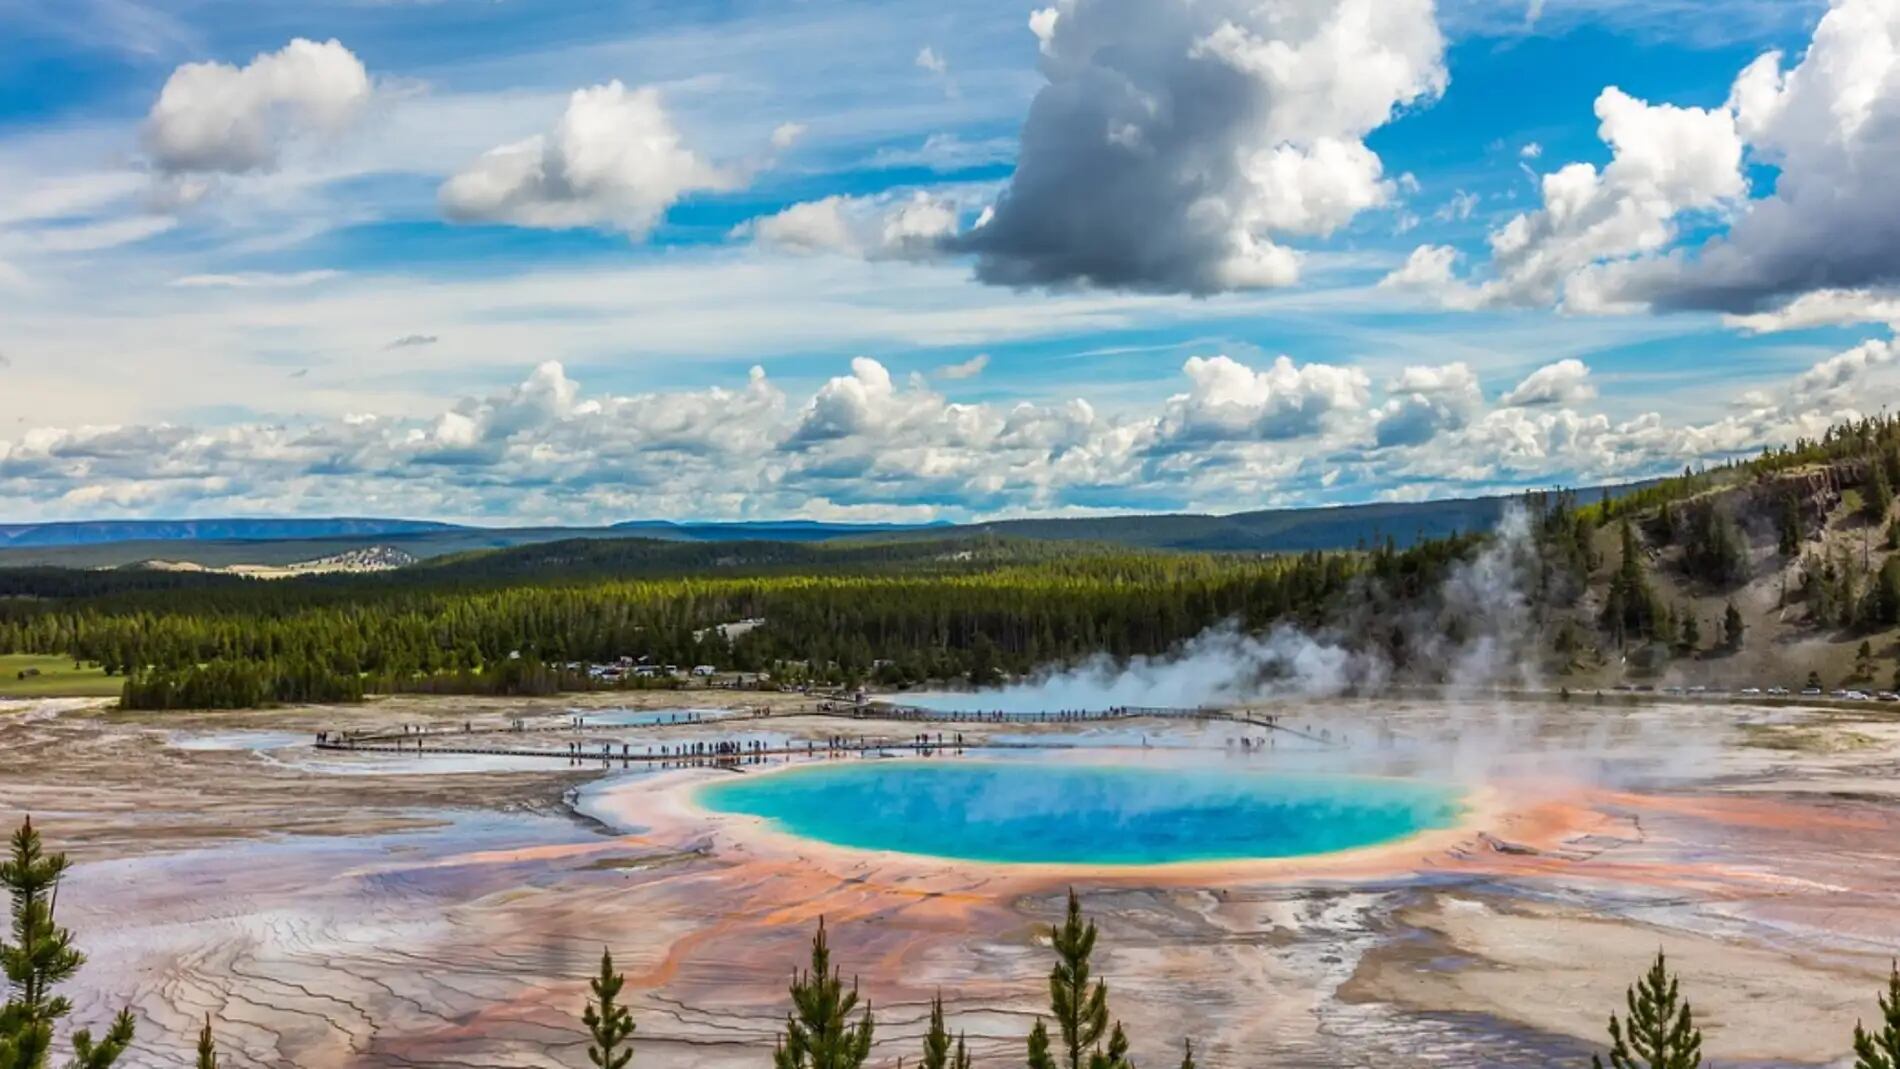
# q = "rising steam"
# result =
<box><xmin>911</xmin><ymin>508</ymin><xmax>1545</xmax><ymax>714</ymax></box>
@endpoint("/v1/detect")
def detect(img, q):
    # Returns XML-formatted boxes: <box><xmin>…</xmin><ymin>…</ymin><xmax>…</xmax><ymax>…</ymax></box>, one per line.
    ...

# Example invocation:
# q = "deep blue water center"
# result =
<box><xmin>696</xmin><ymin>761</ymin><xmax>1464</xmax><ymax>865</ymax></box>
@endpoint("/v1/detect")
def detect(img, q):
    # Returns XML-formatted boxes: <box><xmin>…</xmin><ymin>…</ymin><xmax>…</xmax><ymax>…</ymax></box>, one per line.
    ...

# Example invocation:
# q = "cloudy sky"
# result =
<box><xmin>3</xmin><ymin>0</ymin><xmax>1898</xmax><ymax>524</ymax></box>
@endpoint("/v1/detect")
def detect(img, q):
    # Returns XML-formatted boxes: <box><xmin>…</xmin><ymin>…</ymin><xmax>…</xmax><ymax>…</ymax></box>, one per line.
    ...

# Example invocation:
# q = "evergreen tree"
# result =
<box><xmin>65</xmin><ymin>1015</ymin><xmax>135</xmax><ymax>1069</ymax></box>
<box><xmin>1604</xmin><ymin>521</ymin><xmax>1658</xmax><ymax>644</ymax></box>
<box><xmin>921</xmin><ymin>994</ymin><xmax>951</xmax><ymax>1069</ymax></box>
<box><xmin>1047</xmin><ymin>890</ymin><xmax>1109</xmax><ymax>1069</ymax></box>
<box><xmin>1853</xmin><ymin>963</ymin><xmax>1900</xmax><ymax>1069</ymax></box>
<box><xmin>1778</xmin><ymin>494</ymin><xmax>1804</xmax><ymax>557</ymax></box>
<box><xmin>1866</xmin><ymin>460</ymin><xmax>1894</xmax><ymax>523</ymax></box>
<box><xmin>582</xmin><ymin>949</ymin><xmax>636</xmax><ymax>1069</ymax></box>
<box><xmin>1086</xmin><ymin>1022</ymin><xmax>1132</xmax><ymax>1069</ymax></box>
<box><xmin>194</xmin><ymin>1017</ymin><xmax>218</xmax><ymax>1069</ymax></box>
<box><xmin>1680</xmin><ymin>504</ymin><xmax>1749</xmax><ymax>587</ymax></box>
<box><xmin>1593</xmin><ymin>951</ymin><xmax>1702</xmax><ymax>1069</ymax></box>
<box><xmin>0</xmin><ymin>817</ymin><xmax>134</xmax><ymax>1069</ymax></box>
<box><xmin>1027</xmin><ymin>1020</ymin><xmax>1056</xmax><ymax>1069</ymax></box>
<box><xmin>1723</xmin><ymin>603</ymin><xmax>1745</xmax><ymax>652</ymax></box>
<box><xmin>773</xmin><ymin>919</ymin><xmax>873</xmax><ymax>1069</ymax></box>
<box><xmin>1874</xmin><ymin>558</ymin><xmax>1900</xmax><ymax>627</ymax></box>
<box><xmin>1178</xmin><ymin>1039</ymin><xmax>1195</xmax><ymax>1069</ymax></box>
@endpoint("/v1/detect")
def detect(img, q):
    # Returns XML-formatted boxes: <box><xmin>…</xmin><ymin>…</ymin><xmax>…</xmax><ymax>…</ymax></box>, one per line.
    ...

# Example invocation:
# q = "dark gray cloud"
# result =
<box><xmin>950</xmin><ymin>0</ymin><xmax>1444</xmax><ymax>295</ymax></box>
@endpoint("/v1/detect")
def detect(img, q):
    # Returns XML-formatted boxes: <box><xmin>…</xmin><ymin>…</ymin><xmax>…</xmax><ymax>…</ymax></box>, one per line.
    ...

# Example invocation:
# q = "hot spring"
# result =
<box><xmin>695</xmin><ymin>761</ymin><xmax>1465</xmax><ymax>866</ymax></box>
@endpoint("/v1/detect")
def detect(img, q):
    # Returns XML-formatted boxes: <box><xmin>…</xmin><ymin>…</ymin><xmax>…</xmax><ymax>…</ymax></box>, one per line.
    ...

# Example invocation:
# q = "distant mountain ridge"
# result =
<box><xmin>0</xmin><ymin>484</ymin><xmax>1655</xmax><ymax>568</ymax></box>
<box><xmin>0</xmin><ymin>518</ymin><xmax>460</xmax><ymax>548</ymax></box>
<box><xmin>0</xmin><ymin>517</ymin><xmax>929</xmax><ymax>551</ymax></box>
<box><xmin>612</xmin><ymin>519</ymin><xmax>943</xmax><ymax>543</ymax></box>
<box><xmin>920</xmin><ymin>496</ymin><xmax>1524</xmax><ymax>552</ymax></box>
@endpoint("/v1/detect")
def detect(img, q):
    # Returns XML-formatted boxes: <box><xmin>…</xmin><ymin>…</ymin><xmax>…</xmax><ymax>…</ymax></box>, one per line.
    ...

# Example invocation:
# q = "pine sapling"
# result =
<box><xmin>582</xmin><ymin>948</ymin><xmax>636</xmax><ymax>1069</ymax></box>
<box><xmin>0</xmin><ymin>816</ymin><xmax>134</xmax><ymax>1069</ymax></box>
<box><xmin>1028</xmin><ymin>1019</ymin><xmax>1056</xmax><ymax>1069</ymax></box>
<box><xmin>1594</xmin><ymin>951</ymin><xmax>1702</xmax><ymax>1069</ymax></box>
<box><xmin>921</xmin><ymin>993</ymin><xmax>951</xmax><ymax>1069</ymax></box>
<box><xmin>775</xmin><ymin>918</ymin><xmax>874</xmax><ymax>1069</ymax></box>
<box><xmin>1049</xmin><ymin>889</ymin><xmax>1108</xmax><ymax>1069</ymax></box>
<box><xmin>195</xmin><ymin>1016</ymin><xmax>219</xmax><ymax>1069</ymax></box>
<box><xmin>1853</xmin><ymin>963</ymin><xmax>1900</xmax><ymax>1069</ymax></box>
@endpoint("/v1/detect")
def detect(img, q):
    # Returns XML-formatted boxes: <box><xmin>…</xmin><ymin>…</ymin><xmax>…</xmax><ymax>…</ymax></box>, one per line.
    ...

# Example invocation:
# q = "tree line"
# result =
<box><xmin>0</xmin><ymin>538</ymin><xmax>1473</xmax><ymax>709</ymax></box>
<box><xmin>7</xmin><ymin>816</ymin><xmax>1899</xmax><ymax>1069</ymax></box>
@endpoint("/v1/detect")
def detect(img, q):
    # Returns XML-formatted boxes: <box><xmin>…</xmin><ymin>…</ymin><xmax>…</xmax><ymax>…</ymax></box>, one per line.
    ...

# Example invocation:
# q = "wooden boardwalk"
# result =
<box><xmin>317</xmin><ymin>701</ymin><xmax>1340</xmax><ymax>765</ymax></box>
<box><xmin>346</xmin><ymin>702</ymin><xmax>1215</xmax><ymax>746</ymax></box>
<box><xmin>315</xmin><ymin>736</ymin><xmax>1078</xmax><ymax>762</ymax></box>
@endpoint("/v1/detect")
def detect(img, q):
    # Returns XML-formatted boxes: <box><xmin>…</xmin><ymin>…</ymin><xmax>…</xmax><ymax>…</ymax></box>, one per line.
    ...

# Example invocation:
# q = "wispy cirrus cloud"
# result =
<box><xmin>170</xmin><ymin>270</ymin><xmax>343</xmax><ymax>289</ymax></box>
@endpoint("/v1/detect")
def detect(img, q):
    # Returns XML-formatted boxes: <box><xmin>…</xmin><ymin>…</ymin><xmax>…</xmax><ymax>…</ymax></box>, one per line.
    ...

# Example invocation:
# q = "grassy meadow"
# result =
<box><xmin>0</xmin><ymin>653</ymin><xmax>121</xmax><ymax>699</ymax></box>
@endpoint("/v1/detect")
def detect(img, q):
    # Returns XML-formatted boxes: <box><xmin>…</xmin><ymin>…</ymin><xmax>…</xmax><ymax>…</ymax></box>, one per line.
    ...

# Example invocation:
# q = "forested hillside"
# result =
<box><xmin>1567</xmin><ymin>416</ymin><xmax>1900</xmax><ymax>691</ymax></box>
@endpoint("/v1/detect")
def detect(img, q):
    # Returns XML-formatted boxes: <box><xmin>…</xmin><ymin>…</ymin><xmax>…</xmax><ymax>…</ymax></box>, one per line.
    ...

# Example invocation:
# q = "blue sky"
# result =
<box><xmin>0</xmin><ymin>0</ymin><xmax>1895</xmax><ymax>524</ymax></box>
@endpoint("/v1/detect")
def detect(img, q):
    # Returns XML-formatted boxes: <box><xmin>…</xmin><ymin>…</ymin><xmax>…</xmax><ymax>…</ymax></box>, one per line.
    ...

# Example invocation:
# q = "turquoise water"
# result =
<box><xmin>696</xmin><ymin>761</ymin><xmax>1464</xmax><ymax>865</ymax></box>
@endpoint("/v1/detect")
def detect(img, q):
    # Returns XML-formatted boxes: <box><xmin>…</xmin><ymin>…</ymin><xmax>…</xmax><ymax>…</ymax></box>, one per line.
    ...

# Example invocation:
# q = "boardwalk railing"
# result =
<box><xmin>315</xmin><ymin>736</ymin><xmax>1074</xmax><ymax>763</ymax></box>
<box><xmin>316</xmin><ymin>700</ymin><xmax>1339</xmax><ymax>764</ymax></box>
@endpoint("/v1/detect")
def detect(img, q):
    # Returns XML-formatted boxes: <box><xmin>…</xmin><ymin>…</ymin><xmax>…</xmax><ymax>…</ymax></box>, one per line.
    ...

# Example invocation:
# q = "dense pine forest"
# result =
<box><xmin>0</xmin><ymin>536</ymin><xmax>1434</xmax><ymax>708</ymax></box>
<box><xmin>4</xmin><ymin>415</ymin><xmax>1900</xmax><ymax>710</ymax></box>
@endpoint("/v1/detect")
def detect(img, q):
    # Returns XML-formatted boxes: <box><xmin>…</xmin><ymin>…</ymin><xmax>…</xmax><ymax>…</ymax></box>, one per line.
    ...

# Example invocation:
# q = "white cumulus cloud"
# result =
<box><xmin>1375</xmin><ymin>362</ymin><xmax>1484</xmax><ymax>447</ymax></box>
<box><xmin>1722</xmin><ymin>288</ymin><xmax>1900</xmax><ymax>333</ymax></box>
<box><xmin>1628</xmin><ymin>0</ymin><xmax>1900</xmax><ymax>312</ymax></box>
<box><xmin>1421</xmin><ymin>0</ymin><xmax>1900</xmax><ymax>317</ymax></box>
<box><xmin>439</xmin><ymin>81</ymin><xmax>736</xmax><ymax>237</ymax></box>
<box><xmin>2</xmin><ymin>344</ymin><xmax>1894</xmax><ymax>523</ymax></box>
<box><xmin>1407</xmin><ymin>86</ymin><xmax>1744</xmax><ymax>310</ymax></box>
<box><xmin>142</xmin><ymin>38</ymin><xmax>372</xmax><ymax>175</ymax></box>
<box><xmin>1501</xmin><ymin>359</ymin><xmax>1596</xmax><ymax>407</ymax></box>
<box><xmin>739</xmin><ymin>191</ymin><xmax>961</xmax><ymax>261</ymax></box>
<box><xmin>1158</xmin><ymin>354</ymin><xmax>1371</xmax><ymax>443</ymax></box>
